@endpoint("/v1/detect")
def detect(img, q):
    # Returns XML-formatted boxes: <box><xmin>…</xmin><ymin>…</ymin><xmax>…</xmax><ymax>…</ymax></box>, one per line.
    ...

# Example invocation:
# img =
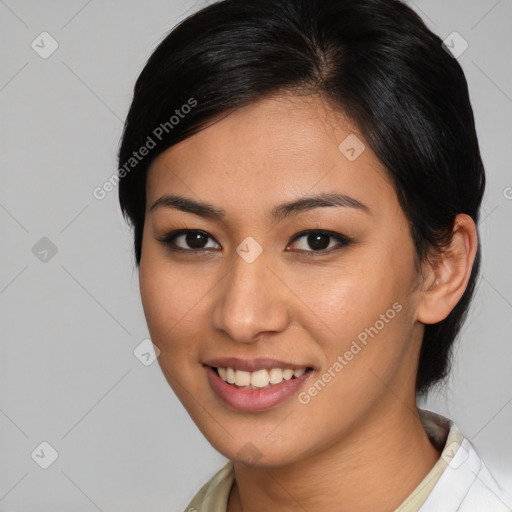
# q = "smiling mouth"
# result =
<box><xmin>211</xmin><ymin>366</ymin><xmax>314</xmax><ymax>390</ymax></box>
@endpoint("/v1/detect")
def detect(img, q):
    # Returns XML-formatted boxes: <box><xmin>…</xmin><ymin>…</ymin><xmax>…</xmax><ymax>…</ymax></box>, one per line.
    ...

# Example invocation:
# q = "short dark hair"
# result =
<box><xmin>118</xmin><ymin>0</ymin><xmax>485</xmax><ymax>395</ymax></box>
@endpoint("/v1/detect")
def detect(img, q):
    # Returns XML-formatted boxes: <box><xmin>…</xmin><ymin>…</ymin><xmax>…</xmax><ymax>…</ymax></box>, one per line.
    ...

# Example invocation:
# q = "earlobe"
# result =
<box><xmin>416</xmin><ymin>214</ymin><xmax>478</xmax><ymax>325</ymax></box>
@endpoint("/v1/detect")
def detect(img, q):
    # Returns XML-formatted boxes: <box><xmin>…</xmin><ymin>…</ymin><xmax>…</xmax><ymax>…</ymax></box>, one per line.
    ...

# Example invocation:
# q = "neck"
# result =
<box><xmin>227</xmin><ymin>403</ymin><xmax>441</xmax><ymax>512</ymax></box>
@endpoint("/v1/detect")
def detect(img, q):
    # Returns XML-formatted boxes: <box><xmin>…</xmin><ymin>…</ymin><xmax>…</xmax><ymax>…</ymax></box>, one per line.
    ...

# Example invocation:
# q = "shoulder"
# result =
<box><xmin>419</xmin><ymin>412</ymin><xmax>510</xmax><ymax>512</ymax></box>
<box><xmin>183</xmin><ymin>461</ymin><xmax>235</xmax><ymax>512</ymax></box>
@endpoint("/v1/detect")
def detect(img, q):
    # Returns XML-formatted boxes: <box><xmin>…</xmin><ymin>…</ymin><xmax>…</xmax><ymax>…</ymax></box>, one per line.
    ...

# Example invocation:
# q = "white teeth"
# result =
<box><xmin>226</xmin><ymin>367</ymin><xmax>236</xmax><ymax>384</ymax></box>
<box><xmin>282</xmin><ymin>369</ymin><xmax>294</xmax><ymax>380</ymax></box>
<box><xmin>269</xmin><ymin>368</ymin><xmax>283</xmax><ymax>385</ymax></box>
<box><xmin>216</xmin><ymin>366</ymin><xmax>308</xmax><ymax>389</ymax></box>
<box><xmin>251</xmin><ymin>369</ymin><xmax>269</xmax><ymax>387</ymax></box>
<box><xmin>235</xmin><ymin>370</ymin><xmax>251</xmax><ymax>387</ymax></box>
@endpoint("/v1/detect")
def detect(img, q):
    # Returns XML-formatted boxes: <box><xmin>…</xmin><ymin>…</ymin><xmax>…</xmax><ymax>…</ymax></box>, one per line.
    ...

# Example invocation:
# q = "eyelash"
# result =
<box><xmin>155</xmin><ymin>229</ymin><xmax>352</xmax><ymax>257</ymax></box>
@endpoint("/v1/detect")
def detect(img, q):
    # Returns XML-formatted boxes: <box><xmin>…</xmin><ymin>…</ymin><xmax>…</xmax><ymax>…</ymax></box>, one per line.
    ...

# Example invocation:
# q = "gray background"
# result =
<box><xmin>0</xmin><ymin>0</ymin><xmax>511</xmax><ymax>510</ymax></box>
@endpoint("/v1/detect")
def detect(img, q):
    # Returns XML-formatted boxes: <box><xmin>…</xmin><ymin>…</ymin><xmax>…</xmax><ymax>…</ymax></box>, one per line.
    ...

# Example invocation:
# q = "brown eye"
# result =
<box><xmin>157</xmin><ymin>230</ymin><xmax>221</xmax><ymax>251</ymax></box>
<box><xmin>288</xmin><ymin>230</ymin><xmax>351</xmax><ymax>254</ymax></box>
<box><xmin>182</xmin><ymin>232</ymin><xmax>210</xmax><ymax>249</ymax></box>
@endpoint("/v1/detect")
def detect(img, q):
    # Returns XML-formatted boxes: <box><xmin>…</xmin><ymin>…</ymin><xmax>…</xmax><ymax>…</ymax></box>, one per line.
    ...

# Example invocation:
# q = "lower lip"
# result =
<box><xmin>204</xmin><ymin>365</ymin><xmax>313</xmax><ymax>412</ymax></box>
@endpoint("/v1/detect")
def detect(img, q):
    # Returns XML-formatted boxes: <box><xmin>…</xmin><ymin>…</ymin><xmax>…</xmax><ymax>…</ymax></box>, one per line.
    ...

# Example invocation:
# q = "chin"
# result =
<box><xmin>204</xmin><ymin>428</ymin><xmax>309</xmax><ymax>468</ymax></box>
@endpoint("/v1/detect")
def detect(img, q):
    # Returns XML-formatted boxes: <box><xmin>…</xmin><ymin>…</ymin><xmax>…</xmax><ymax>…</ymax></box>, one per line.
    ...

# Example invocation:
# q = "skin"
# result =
<box><xmin>139</xmin><ymin>93</ymin><xmax>478</xmax><ymax>511</ymax></box>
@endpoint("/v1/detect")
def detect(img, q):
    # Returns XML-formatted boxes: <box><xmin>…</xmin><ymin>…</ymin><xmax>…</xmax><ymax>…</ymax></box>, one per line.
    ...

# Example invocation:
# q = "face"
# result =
<box><xmin>140</xmin><ymin>93</ymin><xmax>426</xmax><ymax>467</ymax></box>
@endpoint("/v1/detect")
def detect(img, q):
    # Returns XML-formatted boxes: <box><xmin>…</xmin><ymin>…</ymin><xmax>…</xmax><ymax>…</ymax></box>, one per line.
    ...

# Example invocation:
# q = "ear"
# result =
<box><xmin>416</xmin><ymin>214</ymin><xmax>478</xmax><ymax>324</ymax></box>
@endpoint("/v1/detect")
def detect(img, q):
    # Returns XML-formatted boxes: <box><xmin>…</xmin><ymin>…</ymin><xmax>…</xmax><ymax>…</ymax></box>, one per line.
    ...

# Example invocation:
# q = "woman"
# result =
<box><xmin>117</xmin><ymin>0</ymin><xmax>510</xmax><ymax>509</ymax></box>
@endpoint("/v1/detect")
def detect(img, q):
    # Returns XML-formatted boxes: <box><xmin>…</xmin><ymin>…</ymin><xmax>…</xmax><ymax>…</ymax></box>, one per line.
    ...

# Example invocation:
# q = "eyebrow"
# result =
<box><xmin>149</xmin><ymin>192</ymin><xmax>371</xmax><ymax>222</ymax></box>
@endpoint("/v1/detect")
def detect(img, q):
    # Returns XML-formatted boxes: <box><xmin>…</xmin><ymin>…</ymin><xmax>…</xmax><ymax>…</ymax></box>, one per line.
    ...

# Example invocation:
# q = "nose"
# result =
<box><xmin>210</xmin><ymin>250</ymin><xmax>290</xmax><ymax>344</ymax></box>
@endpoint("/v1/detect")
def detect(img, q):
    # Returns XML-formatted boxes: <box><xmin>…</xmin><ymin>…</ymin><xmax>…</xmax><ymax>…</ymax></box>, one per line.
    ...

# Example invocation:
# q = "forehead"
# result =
<box><xmin>146</xmin><ymin>93</ymin><xmax>396</xmax><ymax>218</ymax></box>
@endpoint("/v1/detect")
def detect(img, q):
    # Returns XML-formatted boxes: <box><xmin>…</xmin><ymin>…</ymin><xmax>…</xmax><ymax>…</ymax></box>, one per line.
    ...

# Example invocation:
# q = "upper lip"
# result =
<box><xmin>203</xmin><ymin>357</ymin><xmax>312</xmax><ymax>372</ymax></box>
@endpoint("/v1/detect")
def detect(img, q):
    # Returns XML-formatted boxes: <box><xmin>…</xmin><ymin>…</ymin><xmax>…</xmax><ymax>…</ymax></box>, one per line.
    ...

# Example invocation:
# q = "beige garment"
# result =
<box><xmin>184</xmin><ymin>408</ymin><xmax>463</xmax><ymax>512</ymax></box>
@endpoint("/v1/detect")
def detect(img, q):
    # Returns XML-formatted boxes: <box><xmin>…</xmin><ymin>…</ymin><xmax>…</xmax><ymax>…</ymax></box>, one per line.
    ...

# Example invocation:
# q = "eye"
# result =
<box><xmin>156</xmin><ymin>229</ymin><xmax>221</xmax><ymax>252</ymax></box>
<box><xmin>287</xmin><ymin>230</ymin><xmax>351</xmax><ymax>254</ymax></box>
<box><xmin>156</xmin><ymin>228</ymin><xmax>351</xmax><ymax>256</ymax></box>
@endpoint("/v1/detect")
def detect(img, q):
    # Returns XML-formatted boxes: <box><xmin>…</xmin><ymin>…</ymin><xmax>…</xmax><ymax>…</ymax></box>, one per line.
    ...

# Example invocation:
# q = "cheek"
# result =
<box><xmin>139</xmin><ymin>260</ymin><xmax>212</xmax><ymax>408</ymax></box>
<box><xmin>288</xmin><ymin>257</ymin><xmax>402</xmax><ymax>334</ymax></box>
<box><xmin>287</xmin><ymin>250</ymin><xmax>416</xmax><ymax>373</ymax></box>
<box><xmin>139</xmin><ymin>255</ymin><xmax>206</xmax><ymax>356</ymax></box>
